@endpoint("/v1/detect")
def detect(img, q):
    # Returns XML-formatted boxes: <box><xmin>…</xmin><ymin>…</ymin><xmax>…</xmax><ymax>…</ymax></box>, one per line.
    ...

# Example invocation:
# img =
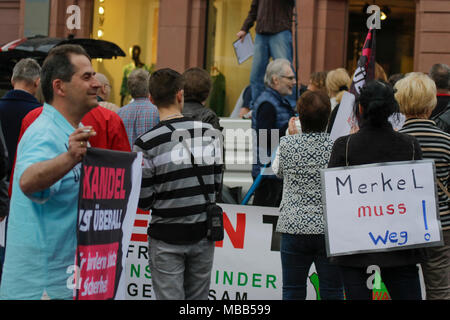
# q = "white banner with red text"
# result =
<box><xmin>125</xmin><ymin>204</ymin><xmax>320</xmax><ymax>300</ymax></box>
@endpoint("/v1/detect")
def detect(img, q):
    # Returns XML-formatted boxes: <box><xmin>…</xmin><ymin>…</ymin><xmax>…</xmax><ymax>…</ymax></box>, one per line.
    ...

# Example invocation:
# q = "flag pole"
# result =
<box><xmin>241</xmin><ymin>147</ymin><xmax>279</xmax><ymax>205</ymax></box>
<box><xmin>293</xmin><ymin>0</ymin><xmax>299</xmax><ymax>102</ymax></box>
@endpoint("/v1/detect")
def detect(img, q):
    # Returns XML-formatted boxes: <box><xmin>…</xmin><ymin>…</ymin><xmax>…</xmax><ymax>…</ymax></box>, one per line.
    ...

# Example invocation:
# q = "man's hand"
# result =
<box><xmin>19</xmin><ymin>127</ymin><xmax>96</xmax><ymax>195</ymax></box>
<box><xmin>239</xmin><ymin>107</ymin><xmax>251</xmax><ymax>118</ymax></box>
<box><xmin>67</xmin><ymin>126</ymin><xmax>97</xmax><ymax>164</ymax></box>
<box><xmin>236</xmin><ymin>30</ymin><xmax>247</xmax><ymax>42</ymax></box>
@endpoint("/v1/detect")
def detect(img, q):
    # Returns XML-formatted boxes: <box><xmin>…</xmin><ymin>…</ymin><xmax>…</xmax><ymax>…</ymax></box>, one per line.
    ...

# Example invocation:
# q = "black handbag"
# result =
<box><xmin>166</xmin><ymin>123</ymin><xmax>224</xmax><ymax>241</ymax></box>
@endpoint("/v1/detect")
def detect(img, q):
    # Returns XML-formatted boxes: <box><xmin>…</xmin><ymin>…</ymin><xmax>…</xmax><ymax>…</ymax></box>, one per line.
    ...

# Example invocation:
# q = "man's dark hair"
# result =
<box><xmin>297</xmin><ymin>90</ymin><xmax>331</xmax><ymax>133</ymax></box>
<box><xmin>182</xmin><ymin>67</ymin><xmax>211</xmax><ymax>103</ymax></box>
<box><xmin>429</xmin><ymin>63</ymin><xmax>450</xmax><ymax>90</ymax></box>
<box><xmin>40</xmin><ymin>44</ymin><xmax>90</xmax><ymax>103</ymax></box>
<box><xmin>149</xmin><ymin>68</ymin><xmax>185</xmax><ymax>107</ymax></box>
<box><xmin>388</xmin><ymin>73</ymin><xmax>405</xmax><ymax>88</ymax></box>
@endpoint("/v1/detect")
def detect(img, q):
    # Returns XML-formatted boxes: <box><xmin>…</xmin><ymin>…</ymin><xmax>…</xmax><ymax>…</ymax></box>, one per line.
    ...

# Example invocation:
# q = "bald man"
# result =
<box><xmin>95</xmin><ymin>73</ymin><xmax>120</xmax><ymax>112</ymax></box>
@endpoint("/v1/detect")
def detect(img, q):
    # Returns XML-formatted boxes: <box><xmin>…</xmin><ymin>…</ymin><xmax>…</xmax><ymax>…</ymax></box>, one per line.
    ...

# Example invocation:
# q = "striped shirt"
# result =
<box><xmin>133</xmin><ymin>117</ymin><xmax>223</xmax><ymax>242</ymax></box>
<box><xmin>117</xmin><ymin>97</ymin><xmax>159</xmax><ymax>147</ymax></box>
<box><xmin>400</xmin><ymin>118</ymin><xmax>450</xmax><ymax>230</ymax></box>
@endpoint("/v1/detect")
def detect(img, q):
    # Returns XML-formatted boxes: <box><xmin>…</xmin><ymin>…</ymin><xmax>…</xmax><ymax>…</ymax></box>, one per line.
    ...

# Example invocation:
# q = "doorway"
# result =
<box><xmin>347</xmin><ymin>0</ymin><xmax>416</xmax><ymax>78</ymax></box>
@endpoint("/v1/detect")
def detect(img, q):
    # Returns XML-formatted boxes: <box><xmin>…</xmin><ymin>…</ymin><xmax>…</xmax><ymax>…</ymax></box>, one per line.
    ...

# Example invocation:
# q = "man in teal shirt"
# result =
<box><xmin>0</xmin><ymin>45</ymin><xmax>99</xmax><ymax>300</ymax></box>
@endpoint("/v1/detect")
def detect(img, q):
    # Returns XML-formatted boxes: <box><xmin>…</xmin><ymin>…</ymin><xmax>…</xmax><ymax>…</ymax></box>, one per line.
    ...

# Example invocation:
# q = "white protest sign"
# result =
<box><xmin>330</xmin><ymin>92</ymin><xmax>357</xmax><ymax>142</ymax></box>
<box><xmin>321</xmin><ymin>160</ymin><xmax>443</xmax><ymax>257</ymax></box>
<box><xmin>125</xmin><ymin>204</ymin><xmax>320</xmax><ymax>300</ymax></box>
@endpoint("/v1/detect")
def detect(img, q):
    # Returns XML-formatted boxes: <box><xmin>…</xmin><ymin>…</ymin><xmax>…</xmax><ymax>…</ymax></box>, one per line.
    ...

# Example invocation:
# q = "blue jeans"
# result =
<box><xmin>280</xmin><ymin>233</ymin><xmax>344</xmax><ymax>300</ymax></box>
<box><xmin>250</xmin><ymin>30</ymin><xmax>296</xmax><ymax>108</ymax></box>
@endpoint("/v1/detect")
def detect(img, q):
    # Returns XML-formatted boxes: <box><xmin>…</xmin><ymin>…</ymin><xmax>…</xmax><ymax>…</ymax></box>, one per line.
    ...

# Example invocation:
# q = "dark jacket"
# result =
<box><xmin>0</xmin><ymin>90</ymin><xmax>41</xmax><ymax>178</ymax></box>
<box><xmin>182</xmin><ymin>100</ymin><xmax>221</xmax><ymax>131</ymax></box>
<box><xmin>328</xmin><ymin>121</ymin><xmax>426</xmax><ymax>267</ymax></box>
<box><xmin>251</xmin><ymin>87</ymin><xmax>295</xmax><ymax>178</ymax></box>
<box><xmin>430</xmin><ymin>94</ymin><xmax>450</xmax><ymax>119</ymax></box>
<box><xmin>241</xmin><ymin>0</ymin><xmax>294</xmax><ymax>35</ymax></box>
<box><xmin>327</xmin><ymin>103</ymin><xmax>340</xmax><ymax>133</ymax></box>
<box><xmin>432</xmin><ymin>100</ymin><xmax>450</xmax><ymax>134</ymax></box>
<box><xmin>0</xmin><ymin>122</ymin><xmax>7</xmax><ymax>181</ymax></box>
<box><xmin>0</xmin><ymin>122</ymin><xmax>9</xmax><ymax>218</ymax></box>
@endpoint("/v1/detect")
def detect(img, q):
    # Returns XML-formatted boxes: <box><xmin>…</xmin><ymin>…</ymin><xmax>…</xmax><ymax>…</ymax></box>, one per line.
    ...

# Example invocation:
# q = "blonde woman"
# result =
<box><xmin>326</xmin><ymin>68</ymin><xmax>351</xmax><ymax>109</ymax></box>
<box><xmin>325</xmin><ymin>68</ymin><xmax>351</xmax><ymax>133</ymax></box>
<box><xmin>396</xmin><ymin>72</ymin><xmax>450</xmax><ymax>300</ymax></box>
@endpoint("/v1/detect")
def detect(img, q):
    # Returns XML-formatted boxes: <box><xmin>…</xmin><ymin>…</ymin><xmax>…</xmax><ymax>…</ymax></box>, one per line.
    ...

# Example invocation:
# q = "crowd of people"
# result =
<box><xmin>237</xmin><ymin>58</ymin><xmax>450</xmax><ymax>300</ymax></box>
<box><xmin>0</xmin><ymin>42</ymin><xmax>448</xmax><ymax>301</ymax></box>
<box><xmin>0</xmin><ymin>0</ymin><xmax>447</xmax><ymax>301</ymax></box>
<box><xmin>0</xmin><ymin>44</ymin><xmax>226</xmax><ymax>300</ymax></box>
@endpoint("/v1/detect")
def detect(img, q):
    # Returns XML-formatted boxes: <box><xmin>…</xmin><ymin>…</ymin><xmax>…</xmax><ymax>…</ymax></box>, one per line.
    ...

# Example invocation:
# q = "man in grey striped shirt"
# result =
<box><xmin>133</xmin><ymin>68</ymin><xmax>223</xmax><ymax>300</ymax></box>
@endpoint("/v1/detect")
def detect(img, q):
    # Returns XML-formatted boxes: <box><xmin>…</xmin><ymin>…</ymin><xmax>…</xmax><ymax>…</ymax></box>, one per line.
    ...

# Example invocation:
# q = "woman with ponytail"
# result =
<box><xmin>325</xmin><ymin>68</ymin><xmax>351</xmax><ymax>132</ymax></box>
<box><xmin>327</xmin><ymin>80</ymin><xmax>425</xmax><ymax>300</ymax></box>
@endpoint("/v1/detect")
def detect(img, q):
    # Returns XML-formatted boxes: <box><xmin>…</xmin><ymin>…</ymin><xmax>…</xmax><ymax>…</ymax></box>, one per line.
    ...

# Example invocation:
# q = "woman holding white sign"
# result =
<box><xmin>396</xmin><ymin>73</ymin><xmax>450</xmax><ymax>300</ymax></box>
<box><xmin>327</xmin><ymin>80</ymin><xmax>425</xmax><ymax>300</ymax></box>
<box><xmin>275</xmin><ymin>91</ymin><xmax>344</xmax><ymax>300</ymax></box>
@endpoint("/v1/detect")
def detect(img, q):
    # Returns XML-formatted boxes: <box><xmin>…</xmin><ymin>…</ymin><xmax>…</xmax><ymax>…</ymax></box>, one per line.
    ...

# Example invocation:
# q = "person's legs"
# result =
<box><xmin>250</xmin><ymin>33</ymin><xmax>270</xmax><ymax>108</ymax></box>
<box><xmin>268</xmin><ymin>30</ymin><xmax>297</xmax><ymax>107</ymax></box>
<box><xmin>184</xmin><ymin>238</ymin><xmax>215</xmax><ymax>300</ymax></box>
<box><xmin>148</xmin><ymin>237</ymin><xmax>186</xmax><ymax>300</ymax></box>
<box><xmin>312</xmin><ymin>235</ymin><xmax>344</xmax><ymax>300</ymax></box>
<box><xmin>268</xmin><ymin>30</ymin><xmax>293</xmax><ymax>62</ymax></box>
<box><xmin>421</xmin><ymin>229</ymin><xmax>450</xmax><ymax>299</ymax></box>
<box><xmin>252</xmin><ymin>179</ymin><xmax>282</xmax><ymax>207</ymax></box>
<box><xmin>339</xmin><ymin>266</ymin><xmax>373</xmax><ymax>300</ymax></box>
<box><xmin>381</xmin><ymin>265</ymin><xmax>422</xmax><ymax>300</ymax></box>
<box><xmin>280</xmin><ymin>233</ymin><xmax>314</xmax><ymax>300</ymax></box>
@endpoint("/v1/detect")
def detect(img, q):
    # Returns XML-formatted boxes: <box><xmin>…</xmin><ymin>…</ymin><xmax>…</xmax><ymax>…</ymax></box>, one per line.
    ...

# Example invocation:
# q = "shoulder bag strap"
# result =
<box><xmin>166</xmin><ymin>123</ymin><xmax>211</xmax><ymax>204</ymax></box>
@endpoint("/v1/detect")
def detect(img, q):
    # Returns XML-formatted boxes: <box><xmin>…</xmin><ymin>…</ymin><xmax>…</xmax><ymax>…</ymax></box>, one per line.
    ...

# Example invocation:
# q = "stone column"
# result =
<box><xmin>296</xmin><ymin>0</ymin><xmax>348</xmax><ymax>84</ymax></box>
<box><xmin>414</xmin><ymin>0</ymin><xmax>450</xmax><ymax>73</ymax></box>
<box><xmin>157</xmin><ymin>0</ymin><xmax>207</xmax><ymax>72</ymax></box>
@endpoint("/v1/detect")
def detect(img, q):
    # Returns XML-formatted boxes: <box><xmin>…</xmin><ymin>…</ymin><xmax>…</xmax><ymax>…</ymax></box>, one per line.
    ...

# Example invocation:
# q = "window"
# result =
<box><xmin>205</xmin><ymin>0</ymin><xmax>253</xmax><ymax>116</ymax></box>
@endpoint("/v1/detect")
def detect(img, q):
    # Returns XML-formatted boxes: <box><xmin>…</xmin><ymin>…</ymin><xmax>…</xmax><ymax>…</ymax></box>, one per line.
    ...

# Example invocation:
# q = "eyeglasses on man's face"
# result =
<box><xmin>280</xmin><ymin>75</ymin><xmax>296</xmax><ymax>81</ymax></box>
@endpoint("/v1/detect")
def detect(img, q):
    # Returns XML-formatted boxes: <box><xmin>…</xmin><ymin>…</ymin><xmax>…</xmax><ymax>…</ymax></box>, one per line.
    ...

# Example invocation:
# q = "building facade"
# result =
<box><xmin>1</xmin><ymin>0</ymin><xmax>449</xmax><ymax>115</ymax></box>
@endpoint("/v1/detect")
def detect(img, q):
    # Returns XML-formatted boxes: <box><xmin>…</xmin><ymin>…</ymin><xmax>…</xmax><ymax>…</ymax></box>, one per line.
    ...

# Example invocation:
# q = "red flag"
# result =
<box><xmin>350</xmin><ymin>28</ymin><xmax>377</xmax><ymax>98</ymax></box>
<box><xmin>330</xmin><ymin>28</ymin><xmax>376</xmax><ymax>140</ymax></box>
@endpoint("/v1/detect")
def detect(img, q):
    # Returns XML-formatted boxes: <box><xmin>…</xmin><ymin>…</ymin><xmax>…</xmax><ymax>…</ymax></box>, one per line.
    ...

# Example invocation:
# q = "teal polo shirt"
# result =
<box><xmin>0</xmin><ymin>103</ymin><xmax>81</xmax><ymax>300</ymax></box>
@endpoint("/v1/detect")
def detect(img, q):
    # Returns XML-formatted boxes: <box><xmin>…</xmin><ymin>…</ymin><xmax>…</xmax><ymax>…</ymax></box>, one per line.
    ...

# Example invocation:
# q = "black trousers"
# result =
<box><xmin>339</xmin><ymin>264</ymin><xmax>422</xmax><ymax>300</ymax></box>
<box><xmin>252</xmin><ymin>178</ymin><xmax>283</xmax><ymax>207</ymax></box>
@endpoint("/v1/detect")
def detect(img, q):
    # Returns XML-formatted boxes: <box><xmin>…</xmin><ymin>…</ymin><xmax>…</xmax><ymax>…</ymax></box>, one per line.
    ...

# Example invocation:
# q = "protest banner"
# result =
<box><xmin>74</xmin><ymin>148</ymin><xmax>142</xmax><ymax>300</ymax></box>
<box><xmin>321</xmin><ymin>160</ymin><xmax>443</xmax><ymax>257</ymax></box>
<box><xmin>127</xmin><ymin>204</ymin><xmax>324</xmax><ymax>300</ymax></box>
